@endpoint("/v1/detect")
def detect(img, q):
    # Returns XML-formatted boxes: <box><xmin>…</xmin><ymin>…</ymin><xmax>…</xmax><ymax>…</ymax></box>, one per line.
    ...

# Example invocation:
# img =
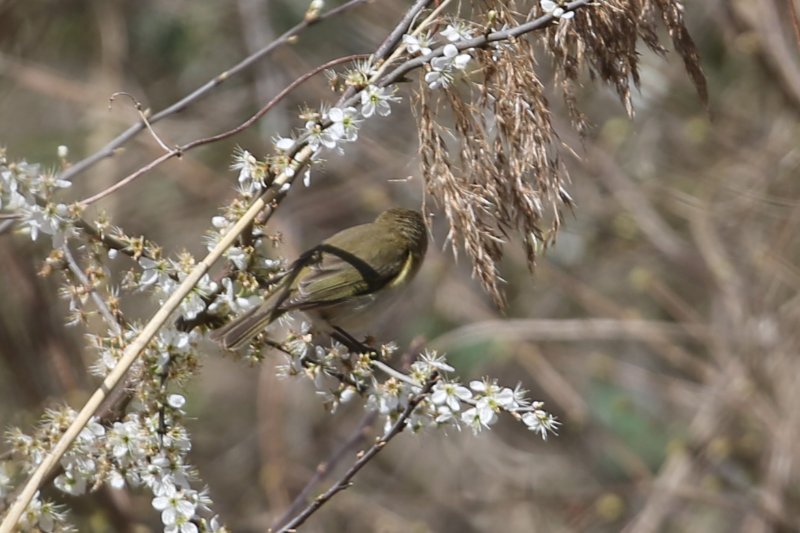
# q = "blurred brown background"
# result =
<box><xmin>2</xmin><ymin>0</ymin><xmax>800</xmax><ymax>531</ymax></box>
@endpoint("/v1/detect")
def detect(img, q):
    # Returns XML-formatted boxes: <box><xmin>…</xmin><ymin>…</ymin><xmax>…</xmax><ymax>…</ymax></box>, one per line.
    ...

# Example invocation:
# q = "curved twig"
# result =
<box><xmin>55</xmin><ymin>0</ymin><xmax>371</xmax><ymax>184</ymax></box>
<box><xmin>78</xmin><ymin>54</ymin><xmax>368</xmax><ymax>206</ymax></box>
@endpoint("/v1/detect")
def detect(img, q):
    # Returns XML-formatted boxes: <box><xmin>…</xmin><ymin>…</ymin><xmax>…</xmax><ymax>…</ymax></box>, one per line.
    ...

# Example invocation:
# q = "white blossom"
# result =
<box><xmin>425</xmin><ymin>44</ymin><xmax>472</xmax><ymax>90</ymax></box>
<box><xmin>20</xmin><ymin>202</ymin><xmax>75</xmax><ymax>246</ymax></box>
<box><xmin>433</xmin><ymin>405</ymin><xmax>458</xmax><ymax>426</ymax></box>
<box><xmin>361</xmin><ymin>85</ymin><xmax>400</xmax><ymax>118</ymax></box>
<box><xmin>461</xmin><ymin>404</ymin><xmax>496</xmax><ymax>433</ymax></box>
<box><xmin>180</xmin><ymin>291</ymin><xmax>206</xmax><ymax>320</ymax></box>
<box><xmin>54</xmin><ymin>469</ymin><xmax>87</xmax><ymax>496</ymax></box>
<box><xmin>433</xmin><ymin>44</ymin><xmax>472</xmax><ymax>71</ymax></box>
<box><xmin>208</xmin><ymin>277</ymin><xmax>258</xmax><ymax>316</ymax></box>
<box><xmin>20</xmin><ymin>494</ymin><xmax>68</xmax><ymax>532</ymax></box>
<box><xmin>522</xmin><ymin>409</ymin><xmax>561</xmax><ymax>440</ymax></box>
<box><xmin>431</xmin><ymin>381</ymin><xmax>472</xmax><ymax>411</ymax></box>
<box><xmin>175</xmin><ymin>273</ymin><xmax>216</xmax><ymax>319</ymax></box>
<box><xmin>231</xmin><ymin>148</ymin><xmax>262</xmax><ymax>193</ymax></box>
<box><xmin>168</xmin><ymin>394</ymin><xmax>187</xmax><ymax>409</ymax></box>
<box><xmin>419</xmin><ymin>350</ymin><xmax>455</xmax><ymax>373</ymax></box>
<box><xmin>441</xmin><ymin>22</ymin><xmax>474</xmax><ymax>42</ymax></box>
<box><xmin>108</xmin><ymin>418</ymin><xmax>146</xmax><ymax>463</ymax></box>
<box><xmin>152</xmin><ymin>483</ymin><xmax>198</xmax><ymax>533</ymax></box>
<box><xmin>541</xmin><ymin>0</ymin><xmax>575</xmax><ymax>19</ymax></box>
<box><xmin>159</xmin><ymin>329</ymin><xmax>192</xmax><ymax>353</ymax></box>
<box><xmin>273</xmin><ymin>136</ymin><xmax>295</xmax><ymax>152</ymax></box>
<box><xmin>402</xmin><ymin>33</ymin><xmax>433</xmax><ymax>56</ymax></box>
<box><xmin>471</xmin><ymin>380</ymin><xmax>515</xmax><ymax>410</ymax></box>
<box><xmin>224</xmin><ymin>245</ymin><xmax>249</xmax><ymax>270</ymax></box>
<box><xmin>305</xmin><ymin>120</ymin><xmax>338</xmax><ymax>152</ymax></box>
<box><xmin>328</xmin><ymin>106</ymin><xmax>361</xmax><ymax>142</ymax></box>
<box><xmin>0</xmin><ymin>170</ymin><xmax>24</xmax><ymax>210</ymax></box>
<box><xmin>139</xmin><ymin>257</ymin><xmax>173</xmax><ymax>288</ymax></box>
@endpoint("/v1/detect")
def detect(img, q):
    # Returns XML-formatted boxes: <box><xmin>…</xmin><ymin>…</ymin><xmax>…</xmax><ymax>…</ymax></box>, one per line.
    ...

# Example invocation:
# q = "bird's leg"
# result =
<box><xmin>332</xmin><ymin>327</ymin><xmax>378</xmax><ymax>358</ymax></box>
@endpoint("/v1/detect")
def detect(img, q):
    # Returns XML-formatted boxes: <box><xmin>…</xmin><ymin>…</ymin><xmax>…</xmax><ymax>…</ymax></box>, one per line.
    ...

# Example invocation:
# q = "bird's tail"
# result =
<box><xmin>209</xmin><ymin>298</ymin><xmax>283</xmax><ymax>351</ymax></box>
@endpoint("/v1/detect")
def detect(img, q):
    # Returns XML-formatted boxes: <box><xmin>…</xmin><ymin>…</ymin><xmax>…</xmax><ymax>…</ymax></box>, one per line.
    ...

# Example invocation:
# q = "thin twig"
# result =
<box><xmin>54</xmin><ymin>0</ymin><xmax>371</xmax><ymax>184</ymax></box>
<box><xmin>61</xmin><ymin>245</ymin><xmax>121</xmax><ymax>333</ymax></box>
<box><xmin>274</xmin><ymin>376</ymin><xmax>438</xmax><ymax>532</ymax></box>
<box><xmin>270</xmin><ymin>412</ymin><xmax>377</xmax><ymax>531</ymax></box>
<box><xmin>372</xmin><ymin>360</ymin><xmax>418</xmax><ymax>386</ymax></box>
<box><xmin>78</xmin><ymin>54</ymin><xmax>367</xmax><ymax>206</ymax></box>
<box><xmin>108</xmin><ymin>92</ymin><xmax>173</xmax><ymax>153</ymax></box>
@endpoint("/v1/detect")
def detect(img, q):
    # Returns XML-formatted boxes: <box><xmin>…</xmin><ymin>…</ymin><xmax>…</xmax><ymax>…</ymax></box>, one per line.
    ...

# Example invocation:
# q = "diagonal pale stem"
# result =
<box><xmin>0</xmin><ymin>146</ymin><xmax>311</xmax><ymax>533</ymax></box>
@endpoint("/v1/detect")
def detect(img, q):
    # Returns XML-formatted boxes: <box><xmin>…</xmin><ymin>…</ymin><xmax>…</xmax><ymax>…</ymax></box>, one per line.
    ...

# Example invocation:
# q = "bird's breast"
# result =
<box><xmin>305</xmin><ymin>283</ymin><xmax>404</xmax><ymax>334</ymax></box>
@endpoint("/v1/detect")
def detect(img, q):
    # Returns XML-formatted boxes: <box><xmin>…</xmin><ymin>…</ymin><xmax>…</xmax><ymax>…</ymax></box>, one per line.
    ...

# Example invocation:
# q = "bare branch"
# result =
<box><xmin>270</xmin><ymin>412</ymin><xmax>377</xmax><ymax>531</ymax></box>
<box><xmin>54</xmin><ymin>0</ymin><xmax>371</xmax><ymax>184</ymax></box>
<box><xmin>78</xmin><ymin>54</ymin><xmax>367</xmax><ymax>206</ymax></box>
<box><xmin>274</xmin><ymin>376</ymin><xmax>438</xmax><ymax>533</ymax></box>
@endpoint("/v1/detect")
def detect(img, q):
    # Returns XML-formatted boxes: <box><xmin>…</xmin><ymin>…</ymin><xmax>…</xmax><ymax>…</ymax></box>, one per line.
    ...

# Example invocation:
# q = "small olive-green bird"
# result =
<box><xmin>211</xmin><ymin>208</ymin><xmax>427</xmax><ymax>350</ymax></box>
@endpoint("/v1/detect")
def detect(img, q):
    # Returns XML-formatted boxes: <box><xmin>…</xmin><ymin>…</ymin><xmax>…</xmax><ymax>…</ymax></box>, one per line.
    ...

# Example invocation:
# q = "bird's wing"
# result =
<box><xmin>279</xmin><ymin>223</ymin><xmax>408</xmax><ymax>311</ymax></box>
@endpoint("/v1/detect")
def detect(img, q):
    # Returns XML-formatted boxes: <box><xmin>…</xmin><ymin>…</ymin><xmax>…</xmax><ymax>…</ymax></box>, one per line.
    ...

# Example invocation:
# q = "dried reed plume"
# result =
<box><xmin>416</xmin><ymin>0</ymin><xmax>706</xmax><ymax>306</ymax></box>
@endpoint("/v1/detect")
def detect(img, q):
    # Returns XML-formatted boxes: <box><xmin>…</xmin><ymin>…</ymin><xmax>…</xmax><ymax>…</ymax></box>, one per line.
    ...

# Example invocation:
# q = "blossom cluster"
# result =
<box><xmin>541</xmin><ymin>0</ymin><xmax>576</xmax><ymax>19</ymax></box>
<box><xmin>6</xmin><ymin>410</ymin><xmax>222</xmax><ymax>533</ymax></box>
<box><xmin>3</xmin><ymin>322</ymin><xmax>226</xmax><ymax>532</ymax></box>
<box><xmin>226</xmin><ymin>65</ymin><xmax>401</xmax><ymax>195</ymax></box>
<box><xmin>137</xmin><ymin>255</ymin><xmax>220</xmax><ymax>321</ymax></box>
<box><xmin>404</xmin><ymin>4</ymin><xmax>577</xmax><ymax>92</ymax></box>
<box><xmin>403</xmin><ymin>22</ymin><xmax>475</xmax><ymax>90</ymax></box>
<box><xmin>15</xmin><ymin>492</ymin><xmax>71</xmax><ymax>532</ymax></box>
<box><xmin>384</xmin><ymin>354</ymin><xmax>558</xmax><ymax>438</ymax></box>
<box><xmin>267</xmin><ymin>323</ymin><xmax>559</xmax><ymax>440</ymax></box>
<box><xmin>0</xmin><ymin>148</ymin><xmax>76</xmax><ymax>248</ymax></box>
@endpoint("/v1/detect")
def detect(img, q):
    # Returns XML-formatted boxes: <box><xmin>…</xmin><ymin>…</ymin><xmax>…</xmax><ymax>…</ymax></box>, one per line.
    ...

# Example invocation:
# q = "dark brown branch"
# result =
<box><xmin>274</xmin><ymin>375</ymin><xmax>438</xmax><ymax>533</ymax></box>
<box><xmin>374</xmin><ymin>0</ymin><xmax>433</xmax><ymax>60</ymax></box>
<box><xmin>270</xmin><ymin>412</ymin><xmax>377</xmax><ymax>531</ymax></box>
<box><xmin>337</xmin><ymin>0</ymin><xmax>435</xmax><ymax>104</ymax></box>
